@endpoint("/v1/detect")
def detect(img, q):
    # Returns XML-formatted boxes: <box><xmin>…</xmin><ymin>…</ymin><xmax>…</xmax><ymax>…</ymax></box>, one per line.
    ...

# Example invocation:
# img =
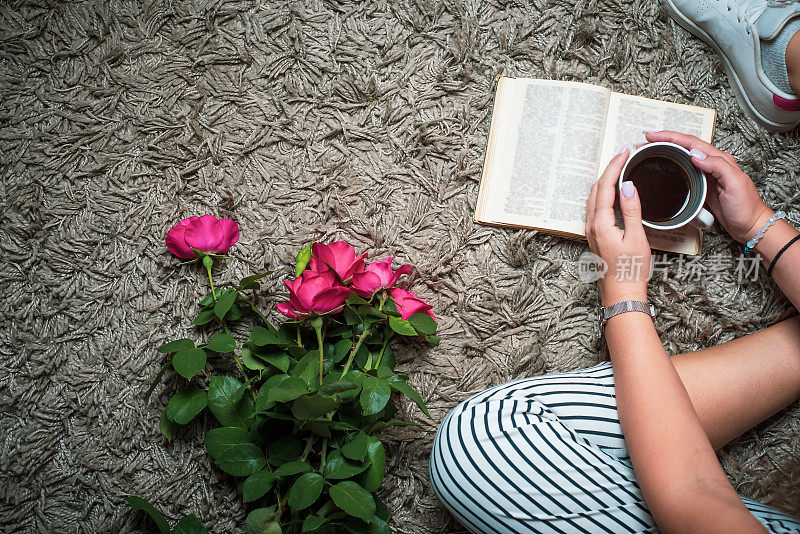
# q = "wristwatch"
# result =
<box><xmin>596</xmin><ymin>300</ymin><xmax>655</xmax><ymax>338</ymax></box>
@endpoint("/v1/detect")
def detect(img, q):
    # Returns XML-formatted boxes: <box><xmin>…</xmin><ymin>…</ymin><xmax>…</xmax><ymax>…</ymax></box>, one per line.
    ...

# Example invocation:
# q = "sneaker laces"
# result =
<box><xmin>728</xmin><ymin>0</ymin><xmax>799</xmax><ymax>34</ymax></box>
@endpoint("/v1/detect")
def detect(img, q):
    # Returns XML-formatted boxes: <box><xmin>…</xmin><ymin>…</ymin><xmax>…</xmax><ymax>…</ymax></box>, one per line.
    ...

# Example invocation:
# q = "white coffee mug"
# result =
<box><xmin>618</xmin><ymin>142</ymin><xmax>714</xmax><ymax>230</ymax></box>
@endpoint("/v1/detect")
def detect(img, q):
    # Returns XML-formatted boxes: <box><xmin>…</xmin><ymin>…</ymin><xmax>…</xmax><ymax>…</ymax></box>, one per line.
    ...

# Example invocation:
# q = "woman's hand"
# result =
<box><xmin>586</xmin><ymin>148</ymin><xmax>651</xmax><ymax>306</ymax></box>
<box><xmin>644</xmin><ymin>131</ymin><xmax>772</xmax><ymax>243</ymax></box>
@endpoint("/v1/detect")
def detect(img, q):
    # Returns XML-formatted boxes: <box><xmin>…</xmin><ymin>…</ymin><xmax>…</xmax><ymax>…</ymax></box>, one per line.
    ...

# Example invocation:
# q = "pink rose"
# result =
<box><xmin>389</xmin><ymin>287</ymin><xmax>435</xmax><ymax>320</ymax></box>
<box><xmin>276</xmin><ymin>270</ymin><xmax>351</xmax><ymax>319</ymax></box>
<box><xmin>166</xmin><ymin>215</ymin><xmax>239</xmax><ymax>259</ymax></box>
<box><xmin>351</xmin><ymin>258</ymin><xmax>411</xmax><ymax>298</ymax></box>
<box><xmin>308</xmin><ymin>242</ymin><xmax>367</xmax><ymax>282</ymax></box>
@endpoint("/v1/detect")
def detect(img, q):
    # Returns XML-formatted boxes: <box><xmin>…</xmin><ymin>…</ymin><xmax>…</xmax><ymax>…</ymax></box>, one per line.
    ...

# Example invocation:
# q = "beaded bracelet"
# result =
<box><xmin>744</xmin><ymin>210</ymin><xmax>785</xmax><ymax>254</ymax></box>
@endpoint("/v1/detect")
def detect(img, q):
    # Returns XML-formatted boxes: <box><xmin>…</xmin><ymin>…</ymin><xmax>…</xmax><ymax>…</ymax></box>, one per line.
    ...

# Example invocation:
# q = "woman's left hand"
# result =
<box><xmin>586</xmin><ymin>148</ymin><xmax>651</xmax><ymax>306</ymax></box>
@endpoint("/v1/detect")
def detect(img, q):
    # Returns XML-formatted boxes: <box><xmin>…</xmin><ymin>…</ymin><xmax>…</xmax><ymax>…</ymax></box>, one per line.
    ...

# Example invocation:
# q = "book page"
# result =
<box><xmin>478</xmin><ymin>78</ymin><xmax>611</xmax><ymax>237</ymax></box>
<box><xmin>598</xmin><ymin>93</ymin><xmax>716</xmax><ymax>254</ymax></box>
<box><xmin>599</xmin><ymin>92</ymin><xmax>716</xmax><ymax>170</ymax></box>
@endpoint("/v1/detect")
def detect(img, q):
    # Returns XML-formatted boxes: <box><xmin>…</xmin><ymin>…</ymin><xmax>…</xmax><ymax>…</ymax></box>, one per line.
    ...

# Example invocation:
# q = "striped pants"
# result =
<box><xmin>430</xmin><ymin>362</ymin><xmax>800</xmax><ymax>533</ymax></box>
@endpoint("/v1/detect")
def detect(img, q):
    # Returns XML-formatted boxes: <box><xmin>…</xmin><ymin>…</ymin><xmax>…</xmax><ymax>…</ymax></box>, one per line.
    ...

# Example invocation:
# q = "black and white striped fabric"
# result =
<box><xmin>430</xmin><ymin>362</ymin><xmax>800</xmax><ymax>533</ymax></box>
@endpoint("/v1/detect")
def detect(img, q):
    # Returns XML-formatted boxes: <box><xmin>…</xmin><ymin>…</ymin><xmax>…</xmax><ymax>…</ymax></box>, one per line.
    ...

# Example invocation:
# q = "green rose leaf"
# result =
<box><xmin>357</xmin><ymin>436</ymin><xmax>386</xmax><ymax>492</ymax></box>
<box><xmin>323</xmin><ymin>450</ymin><xmax>369</xmax><ymax>480</ymax></box>
<box><xmin>172</xmin><ymin>514</ymin><xmax>207</xmax><ymax>534</ymax></box>
<box><xmin>267</xmin><ymin>437</ymin><xmax>303</xmax><ymax>466</ymax></box>
<box><xmin>367</xmin><ymin>516</ymin><xmax>390</xmax><ymax>534</ymax></box>
<box><xmin>250</xmin><ymin>325</ymin><xmax>279</xmax><ymax>346</ymax></box>
<box><xmin>329</xmin><ymin>481</ymin><xmax>376</xmax><ymax>522</ymax></box>
<box><xmin>375</xmin><ymin>496</ymin><xmax>391</xmax><ymax>522</ymax></box>
<box><xmin>408</xmin><ymin>313</ymin><xmax>437</xmax><ymax>335</ymax></box>
<box><xmin>333</xmin><ymin>339</ymin><xmax>353</xmax><ymax>363</ymax></box>
<box><xmin>341</xmin><ymin>431</ymin><xmax>370</xmax><ymax>463</ymax></box>
<box><xmin>292</xmin><ymin>394</ymin><xmax>340</xmax><ymax>423</ymax></box>
<box><xmin>238</xmin><ymin>271</ymin><xmax>278</xmax><ymax>291</ymax></box>
<box><xmin>242</xmin><ymin>469</ymin><xmax>275</xmax><ymax>503</ymax></box>
<box><xmin>255</xmin><ymin>351</ymin><xmax>291</xmax><ymax>373</ymax></box>
<box><xmin>359</xmin><ymin>376</ymin><xmax>391</xmax><ymax>416</ymax></box>
<box><xmin>245</xmin><ymin>507</ymin><xmax>281</xmax><ymax>534</ymax></box>
<box><xmin>199</xmin><ymin>293</ymin><xmax>215</xmax><ymax>307</ymax></box>
<box><xmin>165</xmin><ymin>388</ymin><xmax>207</xmax><ymax>424</ymax></box>
<box><xmin>193</xmin><ymin>309</ymin><xmax>216</xmax><ymax>326</ymax></box>
<box><xmin>214</xmin><ymin>441</ymin><xmax>266</xmax><ymax>477</ymax></box>
<box><xmin>388</xmin><ymin>376</ymin><xmax>431</xmax><ymax>417</ymax></box>
<box><xmin>241</xmin><ymin>348</ymin><xmax>267</xmax><ymax>371</ymax></box>
<box><xmin>295</xmin><ymin>242</ymin><xmax>314</xmax><ymax>276</ymax></box>
<box><xmin>159</xmin><ymin>410</ymin><xmax>177</xmax><ymax>442</ymax></box>
<box><xmin>382</xmin><ymin>299</ymin><xmax>401</xmax><ymax>317</ymax></box>
<box><xmin>388</xmin><ymin>316</ymin><xmax>417</xmax><ymax>336</ymax></box>
<box><xmin>318</xmin><ymin>380</ymin><xmax>358</xmax><ymax>396</ymax></box>
<box><xmin>291</xmin><ymin>350</ymin><xmax>321</xmax><ymax>387</ymax></box>
<box><xmin>301</xmin><ymin>515</ymin><xmax>328</xmax><ymax>532</ymax></box>
<box><xmin>287</xmin><ymin>472</ymin><xmax>323</xmax><ymax>513</ymax></box>
<box><xmin>208</xmin><ymin>376</ymin><xmax>254</xmax><ymax>428</ymax></box>
<box><xmin>206</xmin><ymin>333</ymin><xmax>236</xmax><ymax>353</ymax></box>
<box><xmin>205</xmin><ymin>426</ymin><xmax>252</xmax><ymax>458</ymax></box>
<box><xmin>366</xmin><ymin>418</ymin><xmax>423</xmax><ymax>432</ymax></box>
<box><xmin>346</xmin><ymin>293</ymin><xmax>370</xmax><ymax>305</ymax></box>
<box><xmin>256</xmin><ymin>375</ymin><xmax>286</xmax><ymax>412</ymax></box>
<box><xmin>273</xmin><ymin>460</ymin><xmax>311</xmax><ymax>477</ymax></box>
<box><xmin>214</xmin><ymin>289</ymin><xmax>238</xmax><ymax>319</ymax></box>
<box><xmin>287</xmin><ymin>345</ymin><xmax>308</xmax><ymax>358</ymax></box>
<box><xmin>265</xmin><ymin>376</ymin><xmax>308</xmax><ymax>404</ymax></box>
<box><xmin>158</xmin><ymin>338</ymin><xmax>194</xmax><ymax>353</ymax></box>
<box><xmin>125</xmin><ymin>495</ymin><xmax>170</xmax><ymax>534</ymax></box>
<box><xmin>426</xmin><ymin>335</ymin><xmax>440</xmax><ymax>346</ymax></box>
<box><xmin>172</xmin><ymin>348</ymin><xmax>207</xmax><ymax>380</ymax></box>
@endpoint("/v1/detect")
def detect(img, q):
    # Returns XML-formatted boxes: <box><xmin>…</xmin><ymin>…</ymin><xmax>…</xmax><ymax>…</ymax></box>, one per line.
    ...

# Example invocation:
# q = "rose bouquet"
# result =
<box><xmin>128</xmin><ymin>216</ymin><xmax>437</xmax><ymax>534</ymax></box>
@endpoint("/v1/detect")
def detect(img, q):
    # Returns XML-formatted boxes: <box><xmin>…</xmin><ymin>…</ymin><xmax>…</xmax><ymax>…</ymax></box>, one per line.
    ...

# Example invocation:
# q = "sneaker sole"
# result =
<box><xmin>663</xmin><ymin>0</ymin><xmax>800</xmax><ymax>132</ymax></box>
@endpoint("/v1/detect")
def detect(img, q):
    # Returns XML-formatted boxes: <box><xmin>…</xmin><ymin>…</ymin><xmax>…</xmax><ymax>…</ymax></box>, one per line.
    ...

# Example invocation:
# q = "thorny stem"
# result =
<box><xmin>311</xmin><ymin>317</ymin><xmax>324</xmax><ymax>384</ymax></box>
<box><xmin>320</xmin><ymin>438</ymin><xmax>328</xmax><ymax>475</ymax></box>
<box><xmin>375</xmin><ymin>331</ymin><xmax>393</xmax><ymax>369</ymax></box>
<box><xmin>239</xmin><ymin>295</ymin><xmax>270</xmax><ymax>326</ymax></box>
<box><xmin>301</xmin><ymin>436</ymin><xmax>315</xmax><ymax>462</ymax></box>
<box><xmin>341</xmin><ymin>327</ymin><xmax>369</xmax><ymax>376</ymax></box>
<box><xmin>222</xmin><ymin>321</ymin><xmax>248</xmax><ymax>381</ymax></box>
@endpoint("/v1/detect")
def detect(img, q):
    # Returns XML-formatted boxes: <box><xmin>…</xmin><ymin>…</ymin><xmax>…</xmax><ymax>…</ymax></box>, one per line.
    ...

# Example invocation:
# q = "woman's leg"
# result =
<box><xmin>671</xmin><ymin>316</ymin><xmax>800</xmax><ymax>450</ymax></box>
<box><xmin>787</xmin><ymin>30</ymin><xmax>800</xmax><ymax>95</ymax></box>
<box><xmin>429</xmin><ymin>362</ymin><xmax>800</xmax><ymax>533</ymax></box>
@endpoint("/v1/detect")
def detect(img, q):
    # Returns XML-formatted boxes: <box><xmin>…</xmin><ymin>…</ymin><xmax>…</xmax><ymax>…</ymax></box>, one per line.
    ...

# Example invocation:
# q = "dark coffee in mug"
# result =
<box><xmin>624</xmin><ymin>156</ymin><xmax>691</xmax><ymax>223</ymax></box>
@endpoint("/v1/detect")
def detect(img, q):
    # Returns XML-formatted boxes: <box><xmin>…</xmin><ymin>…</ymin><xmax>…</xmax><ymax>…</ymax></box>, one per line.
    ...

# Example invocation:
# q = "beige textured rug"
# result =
<box><xmin>1</xmin><ymin>0</ymin><xmax>799</xmax><ymax>532</ymax></box>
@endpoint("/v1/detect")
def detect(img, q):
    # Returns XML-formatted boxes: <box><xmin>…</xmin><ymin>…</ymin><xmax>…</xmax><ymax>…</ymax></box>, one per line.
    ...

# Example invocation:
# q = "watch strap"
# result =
<box><xmin>597</xmin><ymin>300</ymin><xmax>655</xmax><ymax>338</ymax></box>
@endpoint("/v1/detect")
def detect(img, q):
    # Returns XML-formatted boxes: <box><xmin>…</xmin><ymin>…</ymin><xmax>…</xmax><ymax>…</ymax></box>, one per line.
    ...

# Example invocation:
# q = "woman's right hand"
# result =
<box><xmin>644</xmin><ymin>131</ymin><xmax>772</xmax><ymax>244</ymax></box>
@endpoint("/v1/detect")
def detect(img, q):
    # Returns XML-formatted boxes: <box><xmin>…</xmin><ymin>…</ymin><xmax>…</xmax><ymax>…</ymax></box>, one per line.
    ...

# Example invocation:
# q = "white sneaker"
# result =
<box><xmin>663</xmin><ymin>0</ymin><xmax>800</xmax><ymax>132</ymax></box>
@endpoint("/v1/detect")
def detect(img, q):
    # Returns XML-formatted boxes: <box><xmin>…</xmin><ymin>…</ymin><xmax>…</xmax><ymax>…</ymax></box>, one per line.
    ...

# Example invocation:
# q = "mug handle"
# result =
<box><xmin>690</xmin><ymin>208</ymin><xmax>714</xmax><ymax>229</ymax></box>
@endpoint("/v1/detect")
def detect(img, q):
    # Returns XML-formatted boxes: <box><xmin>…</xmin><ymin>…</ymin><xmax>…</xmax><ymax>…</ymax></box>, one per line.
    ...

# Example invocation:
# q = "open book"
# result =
<box><xmin>474</xmin><ymin>77</ymin><xmax>717</xmax><ymax>254</ymax></box>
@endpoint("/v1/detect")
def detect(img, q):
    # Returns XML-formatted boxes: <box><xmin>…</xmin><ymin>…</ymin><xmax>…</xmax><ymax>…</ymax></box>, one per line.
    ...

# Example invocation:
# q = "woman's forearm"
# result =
<box><xmin>751</xmin><ymin>216</ymin><xmax>800</xmax><ymax>308</ymax></box>
<box><xmin>604</xmin><ymin>311</ymin><xmax>763</xmax><ymax>532</ymax></box>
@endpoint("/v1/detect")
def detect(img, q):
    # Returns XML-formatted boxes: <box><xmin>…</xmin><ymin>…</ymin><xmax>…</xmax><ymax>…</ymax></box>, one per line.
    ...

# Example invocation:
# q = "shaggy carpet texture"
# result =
<box><xmin>1</xmin><ymin>0</ymin><xmax>799</xmax><ymax>532</ymax></box>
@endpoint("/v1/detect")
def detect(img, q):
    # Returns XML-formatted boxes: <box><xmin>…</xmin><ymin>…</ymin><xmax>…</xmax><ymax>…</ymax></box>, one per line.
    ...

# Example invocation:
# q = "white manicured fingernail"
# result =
<box><xmin>643</xmin><ymin>129</ymin><xmax>656</xmax><ymax>135</ymax></box>
<box><xmin>690</xmin><ymin>148</ymin><xmax>706</xmax><ymax>160</ymax></box>
<box><xmin>621</xmin><ymin>181</ymin><xmax>635</xmax><ymax>198</ymax></box>
<box><xmin>617</xmin><ymin>146</ymin><xmax>628</xmax><ymax>155</ymax></box>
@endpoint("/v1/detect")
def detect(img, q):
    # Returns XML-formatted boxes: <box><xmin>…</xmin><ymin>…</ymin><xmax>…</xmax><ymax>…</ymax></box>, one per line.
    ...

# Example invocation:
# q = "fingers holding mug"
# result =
<box><xmin>620</xmin><ymin>142</ymin><xmax>714</xmax><ymax>231</ymax></box>
<box><xmin>644</xmin><ymin>131</ymin><xmax>737</xmax><ymax>167</ymax></box>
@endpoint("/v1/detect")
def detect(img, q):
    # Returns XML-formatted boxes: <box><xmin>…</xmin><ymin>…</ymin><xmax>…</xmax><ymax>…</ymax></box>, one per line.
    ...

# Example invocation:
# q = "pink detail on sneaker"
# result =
<box><xmin>774</xmin><ymin>94</ymin><xmax>800</xmax><ymax>112</ymax></box>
